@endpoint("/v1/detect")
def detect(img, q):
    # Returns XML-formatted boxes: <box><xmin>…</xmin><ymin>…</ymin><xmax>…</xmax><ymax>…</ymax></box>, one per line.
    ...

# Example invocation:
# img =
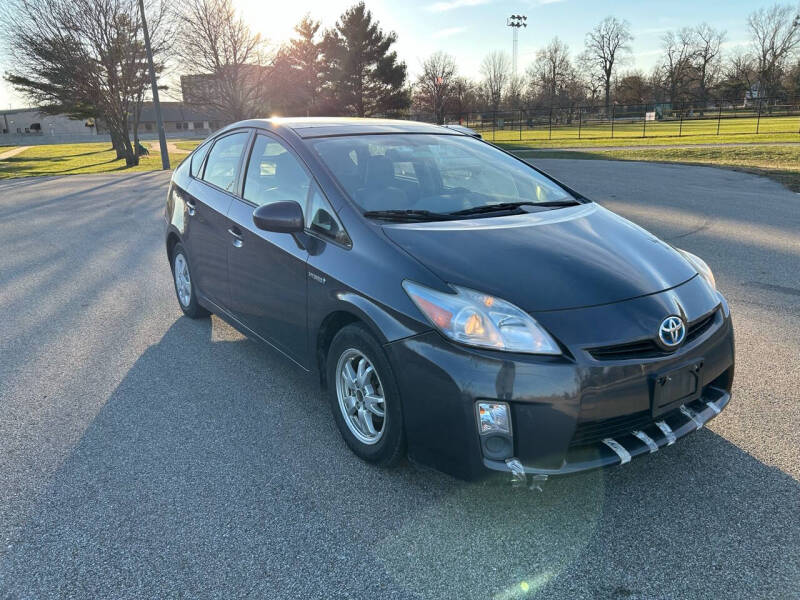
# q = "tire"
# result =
<box><xmin>171</xmin><ymin>242</ymin><xmax>210</xmax><ymax>319</ymax></box>
<box><xmin>326</xmin><ymin>323</ymin><xmax>405</xmax><ymax>466</ymax></box>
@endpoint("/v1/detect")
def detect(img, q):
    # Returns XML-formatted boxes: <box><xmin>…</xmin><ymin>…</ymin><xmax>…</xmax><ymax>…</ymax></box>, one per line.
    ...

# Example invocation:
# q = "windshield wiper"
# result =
<box><xmin>532</xmin><ymin>199</ymin><xmax>582</xmax><ymax>207</ymax></box>
<box><xmin>448</xmin><ymin>199</ymin><xmax>580</xmax><ymax>216</ymax></box>
<box><xmin>363</xmin><ymin>209</ymin><xmax>451</xmax><ymax>222</ymax></box>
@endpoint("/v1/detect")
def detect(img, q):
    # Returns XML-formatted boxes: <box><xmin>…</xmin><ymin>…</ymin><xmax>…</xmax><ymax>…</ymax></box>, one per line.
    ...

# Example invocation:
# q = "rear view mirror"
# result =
<box><xmin>252</xmin><ymin>201</ymin><xmax>304</xmax><ymax>234</ymax></box>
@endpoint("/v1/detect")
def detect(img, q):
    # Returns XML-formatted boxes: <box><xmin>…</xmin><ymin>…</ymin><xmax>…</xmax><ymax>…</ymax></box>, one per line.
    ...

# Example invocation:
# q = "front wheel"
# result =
<box><xmin>327</xmin><ymin>324</ymin><xmax>405</xmax><ymax>466</ymax></box>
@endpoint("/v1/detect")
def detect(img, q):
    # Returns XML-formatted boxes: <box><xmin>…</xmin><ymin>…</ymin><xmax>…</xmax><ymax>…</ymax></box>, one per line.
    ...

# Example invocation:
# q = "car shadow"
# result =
<box><xmin>1</xmin><ymin>316</ymin><xmax>797</xmax><ymax>599</ymax></box>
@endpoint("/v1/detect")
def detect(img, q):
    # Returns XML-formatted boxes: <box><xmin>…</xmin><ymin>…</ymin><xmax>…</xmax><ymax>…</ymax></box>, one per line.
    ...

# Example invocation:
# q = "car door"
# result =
<box><xmin>187</xmin><ymin>129</ymin><xmax>250</xmax><ymax>308</ymax></box>
<box><xmin>226</xmin><ymin>132</ymin><xmax>312</xmax><ymax>366</ymax></box>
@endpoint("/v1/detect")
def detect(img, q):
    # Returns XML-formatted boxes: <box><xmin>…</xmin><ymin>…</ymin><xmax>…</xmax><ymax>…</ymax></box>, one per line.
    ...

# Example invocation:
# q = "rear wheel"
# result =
<box><xmin>327</xmin><ymin>323</ymin><xmax>405</xmax><ymax>466</ymax></box>
<box><xmin>171</xmin><ymin>243</ymin><xmax>209</xmax><ymax>319</ymax></box>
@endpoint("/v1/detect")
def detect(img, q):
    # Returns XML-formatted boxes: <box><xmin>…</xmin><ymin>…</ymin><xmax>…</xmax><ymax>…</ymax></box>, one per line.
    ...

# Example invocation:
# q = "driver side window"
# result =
<box><xmin>243</xmin><ymin>134</ymin><xmax>311</xmax><ymax>207</ymax></box>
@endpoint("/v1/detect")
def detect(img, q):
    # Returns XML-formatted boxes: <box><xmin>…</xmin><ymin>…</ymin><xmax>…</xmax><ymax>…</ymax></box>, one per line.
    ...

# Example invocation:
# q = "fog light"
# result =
<box><xmin>477</xmin><ymin>402</ymin><xmax>511</xmax><ymax>435</ymax></box>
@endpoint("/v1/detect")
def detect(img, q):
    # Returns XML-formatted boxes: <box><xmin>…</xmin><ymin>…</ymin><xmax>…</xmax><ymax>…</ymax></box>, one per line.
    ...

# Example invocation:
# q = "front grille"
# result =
<box><xmin>685</xmin><ymin>310</ymin><xmax>718</xmax><ymax>343</ymax></box>
<box><xmin>569</xmin><ymin>410</ymin><xmax>653</xmax><ymax>447</ymax></box>
<box><xmin>587</xmin><ymin>309</ymin><xmax>720</xmax><ymax>361</ymax></box>
<box><xmin>588</xmin><ymin>339</ymin><xmax>663</xmax><ymax>361</ymax></box>
<box><xmin>569</xmin><ymin>405</ymin><xmax>689</xmax><ymax>448</ymax></box>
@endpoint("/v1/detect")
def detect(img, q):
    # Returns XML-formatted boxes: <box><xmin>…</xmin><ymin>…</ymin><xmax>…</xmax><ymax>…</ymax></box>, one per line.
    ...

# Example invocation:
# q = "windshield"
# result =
<box><xmin>310</xmin><ymin>134</ymin><xmax>577</xmax><ymax>216</ymax></box>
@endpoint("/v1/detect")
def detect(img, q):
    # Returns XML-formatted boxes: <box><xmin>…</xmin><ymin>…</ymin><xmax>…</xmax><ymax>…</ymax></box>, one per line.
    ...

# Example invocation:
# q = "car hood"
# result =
<box><xmin>382</xmin><ymin>203</ymin><xmax>697</xmax><ymax>312</ymax></box>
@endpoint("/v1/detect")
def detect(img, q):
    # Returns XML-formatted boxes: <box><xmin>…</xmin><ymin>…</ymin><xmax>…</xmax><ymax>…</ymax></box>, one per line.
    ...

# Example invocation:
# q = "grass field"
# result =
<box><xmin>2</xmin><ymin>134</ymin><xmax>798</xmax><ymax>194</ymax></box>
<box><xmin>0</xmin><ymin>142</ymin><xmax>186</xmax><ymax>179</ymax></box>
<box><xmin>514</xmin><ymin>144</ymin><xmax>800</xmax><ymax>192</ymax></box>
<box><xmin>174</xmin><ymin>140</ymin><xmax>203</xmax><ymax>152</ymax></box>
<box><xmin>476</xmin><ymin>115</ymin><xmax>800</xmax><ymax>147</ymax></box>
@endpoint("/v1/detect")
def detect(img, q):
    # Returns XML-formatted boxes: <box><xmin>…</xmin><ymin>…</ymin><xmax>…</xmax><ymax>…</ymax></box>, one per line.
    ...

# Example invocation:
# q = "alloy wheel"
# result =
<box><xmin>174</xmin><ymin>253</ymin><xmax>192</xmax><ymax>307</ymax></box>
<box><xmin>336</xmin><ymin>348</ymin><xmax>386</xmax><ymax>445</ymax></box>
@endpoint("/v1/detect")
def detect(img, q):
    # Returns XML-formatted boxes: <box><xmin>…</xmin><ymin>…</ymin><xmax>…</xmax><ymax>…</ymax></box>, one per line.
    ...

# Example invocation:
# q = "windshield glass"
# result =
<box><xmin>310</xmin><ymin>134</ymin><xmax>576</xmax><ymax>215</ymax></box>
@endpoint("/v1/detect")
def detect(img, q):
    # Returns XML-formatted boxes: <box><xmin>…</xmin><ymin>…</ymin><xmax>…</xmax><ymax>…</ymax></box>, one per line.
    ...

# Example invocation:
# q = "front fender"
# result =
<box><xmin>308</xmin><ymin>283</ymin><xmax>432</xmax><ymax>384</ymax></box>
<box><xmin>333</xmin><ymin>290</ymin><xmax>424</xmax><ymax>345</ymax></box>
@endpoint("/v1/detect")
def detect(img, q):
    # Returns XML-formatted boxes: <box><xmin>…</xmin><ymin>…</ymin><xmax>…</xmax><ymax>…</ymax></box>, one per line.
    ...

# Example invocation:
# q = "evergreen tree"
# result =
<box><xmin>322</xmin><ymin>3</ymin><xmax>409</xmax><ymax>116</ymax></box>
<box><xmin>273</xmin><ymin>15</ymin><xmax>325</xmax><ymax>116</ymax></box>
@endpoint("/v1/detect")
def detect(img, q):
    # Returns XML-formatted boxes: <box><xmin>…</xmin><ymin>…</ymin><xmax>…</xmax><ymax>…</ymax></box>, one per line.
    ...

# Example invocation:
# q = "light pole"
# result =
<box><xmin>506</xmin><ymin>14</ymin><xmax>527</xmax><ymax>77</ymax></box>
<box><xmin>138</xmin><ymin>0</ymin><xmax>169</xmax><ymax>170</ymax></box>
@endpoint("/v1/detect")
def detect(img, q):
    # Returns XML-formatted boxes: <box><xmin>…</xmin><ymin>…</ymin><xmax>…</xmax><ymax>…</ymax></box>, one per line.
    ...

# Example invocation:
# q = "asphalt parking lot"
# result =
<box><xmin>1</xmin><ymin>160</ymin><xmax>798</xmax><ymax>599</ymax></box>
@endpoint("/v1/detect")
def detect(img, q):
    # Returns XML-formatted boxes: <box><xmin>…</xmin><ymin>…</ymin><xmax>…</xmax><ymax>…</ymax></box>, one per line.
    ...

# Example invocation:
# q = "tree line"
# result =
<box><xmin>419</xmin><ymin>5</ymin><xmax>800</xmax><ymax>121</ymax></box>
<box><xmin>3</xmin><ymin>0</ymin><xmax>800</xmax><ymax>167</ymax></box>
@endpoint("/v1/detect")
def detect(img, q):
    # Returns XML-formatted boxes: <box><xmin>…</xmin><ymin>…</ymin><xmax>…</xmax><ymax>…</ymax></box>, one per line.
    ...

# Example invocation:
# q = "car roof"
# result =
<box><xmin>230</xmin><ymin>117</ymin><xmax>461</xmax><ymax>139</ymax></box>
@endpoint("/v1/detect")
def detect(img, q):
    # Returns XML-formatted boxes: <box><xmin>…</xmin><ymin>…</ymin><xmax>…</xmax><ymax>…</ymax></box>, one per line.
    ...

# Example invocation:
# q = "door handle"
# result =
<box><xmin>186</xmin><ymin>199</ymin><xmax>196</xmax><ymax>216</ymax></box>
<box><xmin>228</xmin><ymin>227</ymin><xmax>243</xmax><ymax>248</ymax></box>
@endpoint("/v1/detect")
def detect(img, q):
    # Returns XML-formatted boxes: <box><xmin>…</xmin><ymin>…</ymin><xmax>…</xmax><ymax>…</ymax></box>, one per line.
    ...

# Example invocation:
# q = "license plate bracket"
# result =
<box><xmin>651</xmin><ymin>360</ymin><xmax>704</xmax><ymax>417</ymax></box>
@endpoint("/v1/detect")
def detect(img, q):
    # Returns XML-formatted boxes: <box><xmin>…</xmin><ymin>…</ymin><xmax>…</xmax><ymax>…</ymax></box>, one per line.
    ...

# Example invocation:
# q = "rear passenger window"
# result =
<box><xmin>202</xmin><ymin>132</ymin><xmax>248</xmax><ymax>192</ymax></box>
<box><xmin>190</xmin><ymin>140</ymin><xmax>211</xmax><ymax>178</ymax></box>
<box><xmin>243</xmin><ymin>134</ymin><xmax>311</xmax><ymax>207</ymax></box>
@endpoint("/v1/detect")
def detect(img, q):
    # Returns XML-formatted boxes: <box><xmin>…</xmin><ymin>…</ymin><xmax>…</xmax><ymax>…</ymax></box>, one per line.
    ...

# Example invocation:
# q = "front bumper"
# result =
<box><xmin>385</xmin><ymin>280</ymin><xmax>734</xmax><ymax>481</ymax></box>
<box><xmin>486</xmin><ymin>385</ymin><xmax>730</xmax><ymax>477</ymax></box>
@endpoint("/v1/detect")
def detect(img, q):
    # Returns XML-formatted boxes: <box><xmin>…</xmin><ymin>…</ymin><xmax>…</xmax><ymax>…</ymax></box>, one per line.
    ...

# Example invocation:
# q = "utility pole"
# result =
<box><xmin>434</xmin><ymin>75</ymin><xmax>444</xmax><ymax>124</ymax></box>
<box><xmin>506</xmin><ymin>14</ymin><xmax>527</xmax><ymax>77</ymax></box>
<box><xmin>138</xmin><ymin>0</ymin><xmax>169</xmax><ymax>170</ymax></box>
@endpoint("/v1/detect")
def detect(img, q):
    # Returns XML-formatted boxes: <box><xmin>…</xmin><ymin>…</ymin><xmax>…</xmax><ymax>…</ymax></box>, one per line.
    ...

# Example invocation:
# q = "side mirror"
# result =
<box><xmin>252</xmin><ymin>201</ymin><xmax>304</xmax><ymax>233</ymax></box>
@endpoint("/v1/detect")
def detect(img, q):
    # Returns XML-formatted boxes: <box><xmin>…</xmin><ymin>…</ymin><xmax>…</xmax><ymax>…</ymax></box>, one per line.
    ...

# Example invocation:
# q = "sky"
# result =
<box><xmin>0</xmin><ymin>0</ymin><xmax>771</xmax><ymax>109</ymax></box>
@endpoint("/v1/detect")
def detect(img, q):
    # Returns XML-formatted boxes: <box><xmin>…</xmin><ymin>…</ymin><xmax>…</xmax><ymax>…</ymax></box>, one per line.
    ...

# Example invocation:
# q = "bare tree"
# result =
<box><xmin>449</xmin><ymin>77</ymin><xmax>478</xmax><ymax>117</ymax></box>
<box><xmin>480</xmin><ymin>51</ymin><xmax>511</xmax><ymax>112</ymax></box>
<box><xmin>576</xmin><ymin>51</ymin><xmax>605</xmax><ymax>105</ymax></box>
<box><xmin>527</xmin><ymin>37</ymin><xmax>573</xmax><ymax>104</ymax></box>
<box><xmin>175</xmin><ymin>0</ymin><xmax>270</xmax><ymax>121</ymax></box>
<box><xmin>614</xmin><ymin>70</ymin><xmax>651</xmax><ymax>105</ymax></box>
<box><xmin>660</xmin><ymin>28</ymin><xmax>696</xmax><ymax>103</ymax></box>
<box><xmin>720</xmin><ymin>49</ymin><xmax>758</xmax><ymax>103</ymax></box>
<box><xmin>747</xmin><ymin>3</ymin><xmax>800</xmax><ymax>100</ymax></box>
<box><xmin>693</xmin><ymin>23</ymin><xmax>726</xmax><ymax>104</ymax></box>
<box><xmin>503</xmin><ymin>76</ymin><xmax>525</xmax><ymax>110</ymax></box>
<box><xmin>5</xmin><ymin>0</ymin><xmax>169</xmax><ymax>166</ymax></box>
<box><xmin>584</xmin><ymin>16</ymin><xmax>633</xmax><ymax>113</ymax></box>
<box><xmin>414</xmin><ymin>51</ymin><xmax>457</xmax><ymax>123</ymax></box>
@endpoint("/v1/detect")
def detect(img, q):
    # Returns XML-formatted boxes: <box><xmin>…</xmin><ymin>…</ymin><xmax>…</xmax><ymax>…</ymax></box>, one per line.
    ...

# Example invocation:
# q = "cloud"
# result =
<box><xmin>432</xmin><ymin>26</ymin><xmax>468</xmax><ymax>39</ymax></box>
<box><xmin>721</xmin><ymin>39</ymin><xmax>748</xmax><ymax>49</ymax></box>
<box><xmin>426</xmin><ymin>0</ymin><xmax>563</xmax><ymax>11</ymax></box>
<box><xmin>426</xmin><ymin>0</ymin><xmax>490</xmax><ymax>13</ymax></box>
<box><xmin>636</xmin><ymin>26</ymin><xmax>672</xmax><ymax>35</ymax></box>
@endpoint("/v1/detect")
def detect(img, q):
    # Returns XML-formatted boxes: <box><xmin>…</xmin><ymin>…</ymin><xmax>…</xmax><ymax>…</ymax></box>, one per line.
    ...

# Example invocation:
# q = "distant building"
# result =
<box><xmin>0</xmin><ymin>102</ymin><xmax>223</xmax><ymax>143</ymax></box>
<box><xmin>134</xmin><ymin>101</ymin><xmax>223</xmax><ymax>135</ymax></box>
<box><xmin>181</xmin><ymin>74</ymin><xmax>217</xmax><ymax>106</ymax></box>
<box><xmin>181</xmin><ymin>66</ymin><xmax>268</xmax><ymax>114</ymax></box>
<box><xmin>0</xmin><ymin>108</ymin><xmax>95</xmax><ymax>137</ymax></box>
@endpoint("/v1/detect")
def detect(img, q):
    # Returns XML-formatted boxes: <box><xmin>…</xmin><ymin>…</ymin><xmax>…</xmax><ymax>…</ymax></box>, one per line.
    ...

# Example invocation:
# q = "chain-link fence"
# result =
<box><xmin>410</xmin><ymin>98</ymin><xmax>800</xmax><ymax>143</ymax></box>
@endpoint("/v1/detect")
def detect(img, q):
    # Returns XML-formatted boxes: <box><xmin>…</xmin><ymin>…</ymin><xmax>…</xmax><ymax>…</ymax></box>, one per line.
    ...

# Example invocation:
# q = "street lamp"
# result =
<box><xmin>506</xmin><ymin>14</ymin><xmax>527</xmax><ymax>78</ymax></box>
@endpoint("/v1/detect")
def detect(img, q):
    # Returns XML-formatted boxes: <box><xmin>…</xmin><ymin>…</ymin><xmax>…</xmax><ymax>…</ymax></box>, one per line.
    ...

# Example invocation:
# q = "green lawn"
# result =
<box><xmin>174</xmin><ymin>140</ymin><xmax>203</xmax><ymax>152</ymax></box>
<box><xmin>514</xmin><ymin>144</ymin><xmax>800</xmax><ymax>192</ymax></box>
<box><xmin>478</xmin><ymin>115</ymin><xmax>800</xmax><ymax>147</ymax></box>
<box><xmin>0</xmin><ymin>142</ymin><xmax>186</xmax><ymax>179</ymax></box>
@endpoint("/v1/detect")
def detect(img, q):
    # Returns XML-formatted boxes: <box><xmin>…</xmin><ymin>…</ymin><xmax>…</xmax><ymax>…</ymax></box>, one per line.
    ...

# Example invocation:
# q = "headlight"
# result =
<box><xmin>677</xmin><ymin>249</ymin><xmax>716</xmax><ymax>290</ymax></box>
<box><xmin>402</xmin><ymin>281</ymin><xmax>561</xmax><ymax>354</ymax></box>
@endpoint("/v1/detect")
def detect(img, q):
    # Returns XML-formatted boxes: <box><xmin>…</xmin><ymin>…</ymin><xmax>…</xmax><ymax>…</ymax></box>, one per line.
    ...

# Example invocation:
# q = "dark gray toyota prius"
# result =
<box><xmin>165</xmin><ymin>118</ymin><xmax>734</xmax><ymax>484</ymax></box>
